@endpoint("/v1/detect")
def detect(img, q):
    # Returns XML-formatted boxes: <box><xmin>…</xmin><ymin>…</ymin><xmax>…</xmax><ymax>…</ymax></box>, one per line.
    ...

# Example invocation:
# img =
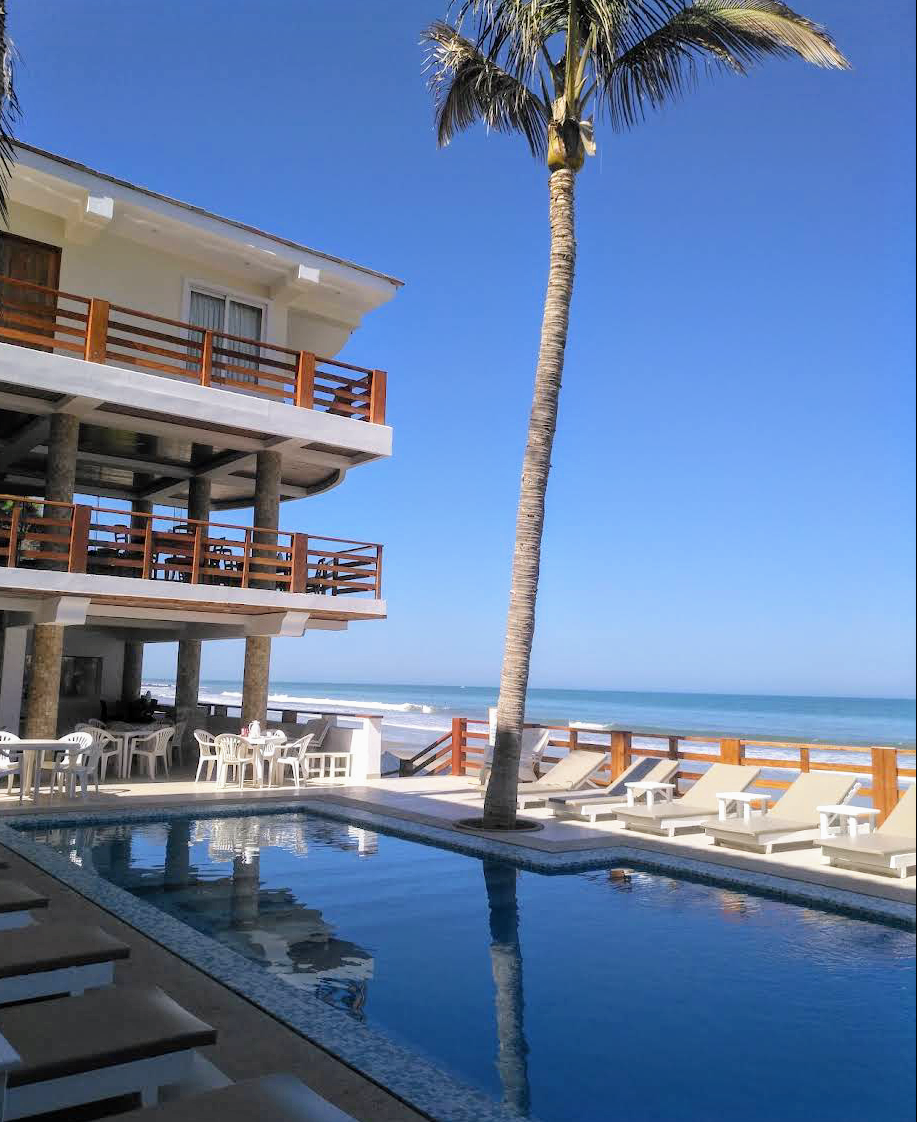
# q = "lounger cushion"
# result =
<box><xmin>0</xmin><ymin>921</ymin><xmax>130</xmax><ymax>978</ymax></box>
<box><xmin>820</xmin><ymin>832</ymin><xmax>916</xmax><ymax>859</ymax></box>
<box><xmin>0</xmin><ymin>984</ymin><xmax>217</xmax><ymax>1087</ymax></box>
<box><xmin>105</xmin><ymin>1074</ymin><xmax>357</xmax><ymax>1122</ymax></box>
<box><xmin>617</xmin><ymin>801</ymin><xmax>714</xmax><ymax>823</ymax></box>
<box><xmin>0</xmin><ymin>879</ymin><xmax>49</xmax><ymax>914</ymax></box>
<box><xmin>706</xmin><ymin>816</ymin><xmax>815</xmax><ymax>842</ymax></box>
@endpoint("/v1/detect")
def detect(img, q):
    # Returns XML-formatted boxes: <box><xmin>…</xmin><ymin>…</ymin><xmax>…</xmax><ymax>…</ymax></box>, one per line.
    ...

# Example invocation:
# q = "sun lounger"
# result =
<box><xmin>0</xmin><ymin>983</ymin><xmax>219</xmax><ymax>1119</ymax></box>
<box><xmin>548</xmin><ymin>757</ymin><xmax>680</xmax><ymax>822</ymax></box>
<box><xmin>478</xmin><ymin>728</ymin><xmax>552</xmax><ymax>786</ymax></box>
<box><xmin>0</xmin><ymin>880</ymin><xmax>48</xmax><ymax>931</ymax></box>
<box><xmin>513</xmin><ymin>748</ymin><xmax>607</xmax><ymax>808</ymax></box>
<box><xmin>104</xmin><ymin>1073</ymin><xmax>359</xmax><ymax>1122</ymax></box>
<box><xmin>0</xmin><ymin>921</ymin><xmax>130</xmax><ymax>1006</ymax></box>
<box><xmin>614</xmin><ymin>763</ymin><xmax>761</xmax><ymax>837</ymax></box>
<box><xmin>703</xmin><ymin>772</ymin><xmax>859</xmax><ymax>853</ymax></box>
<box><xmin>819</xmin><ymin>783</ymin><xmax>916</xmax><ymax>879</ymax></box>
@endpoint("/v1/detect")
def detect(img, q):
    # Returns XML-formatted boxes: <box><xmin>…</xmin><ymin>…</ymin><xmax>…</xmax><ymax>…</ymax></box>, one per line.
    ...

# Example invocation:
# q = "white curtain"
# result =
<box><xmin>187</xmin><ymin>290</ymin><xmax>224</xmax><ymax>373</ymax></box>
<box><xmin>225</xmin><ymin>300</ymin><xmax>262</xmax><ymax>385</ymax></box>
<box><xmin>187</xmin><ymin>292</ymin><xmax>262</xmax><ymax>386</ymax></box>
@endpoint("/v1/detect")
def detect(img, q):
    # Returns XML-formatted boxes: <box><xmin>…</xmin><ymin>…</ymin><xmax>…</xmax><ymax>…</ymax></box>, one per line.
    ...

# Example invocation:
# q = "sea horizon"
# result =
<box><xmin>143</xmin><ymin>677</ymin><xmax>917</xmax><ymax>750</ymax></box>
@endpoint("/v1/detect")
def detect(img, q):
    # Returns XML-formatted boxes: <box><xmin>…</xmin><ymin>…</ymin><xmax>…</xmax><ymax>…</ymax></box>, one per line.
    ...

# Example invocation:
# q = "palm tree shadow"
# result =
<box><xmin>483</xmin><ymin>858</ymin><xmax>531</xmax><ymax>1116</ymax></box>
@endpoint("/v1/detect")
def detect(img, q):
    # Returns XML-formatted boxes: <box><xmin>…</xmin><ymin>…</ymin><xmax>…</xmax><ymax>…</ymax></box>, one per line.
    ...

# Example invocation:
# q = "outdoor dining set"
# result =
<box><xmin>0</xmin><ymin>715</ymin><xmax>350</xmax><ymax>804</ymax></box>
<box><xmin>0</xmin><ymin>720</ymin><xmax>182</xmax><ymax>804</ymax></box>
<box><xmin>193</xmin><ymin>718</ymin><xmax>349</xmax><ymax>791</ymax></box>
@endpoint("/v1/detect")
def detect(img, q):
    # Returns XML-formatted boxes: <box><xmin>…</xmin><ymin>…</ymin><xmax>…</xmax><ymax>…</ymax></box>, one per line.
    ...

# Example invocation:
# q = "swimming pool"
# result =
<box><xmin>23</xmin><ymin>810</ymin><xmax>916</xmax><ymax>1122</ymax></box>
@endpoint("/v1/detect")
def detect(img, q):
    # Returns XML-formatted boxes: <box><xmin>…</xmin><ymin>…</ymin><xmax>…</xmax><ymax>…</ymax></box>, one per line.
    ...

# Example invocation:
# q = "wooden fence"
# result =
<box><xmin>0</xmin><ymin>274</ymin><xmax>386</xmax><ymax>422</ymax></box>
<box><xmin>0</xmin><ymin>495</ymin><xmax>382</xmax><ymax>598</ymax></box>
<box><xmin>401</xmin><ymin>716</ymin><xmax>914</xmax><ymax>824</ymax></box>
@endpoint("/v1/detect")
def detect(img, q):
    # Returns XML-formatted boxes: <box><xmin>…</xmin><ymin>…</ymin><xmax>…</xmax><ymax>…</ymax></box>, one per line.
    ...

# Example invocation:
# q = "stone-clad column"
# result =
<box><xmin>175</xmin><ymin>449</ymin><xmax>213</xmax><ymax>751</ymax></box>
<box><xmin>242</xmin><ymin>450</ymin><xmax>281</xmax><ymax>724</ymax></box>
<box><xmin>23</xmin><ymin>413</ymin><xmax>81</xmax><ymax>739</ymax></box>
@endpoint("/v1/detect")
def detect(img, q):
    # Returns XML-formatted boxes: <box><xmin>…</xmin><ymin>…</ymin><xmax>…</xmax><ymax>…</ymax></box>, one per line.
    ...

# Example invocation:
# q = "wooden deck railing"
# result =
<box><xmin>0</xmin><ymin>495</ymin><xmax>382</xmax><ymax>598</ymax></box>
<box><xmin>0</xmin><ymin>274</ymin><xmax>387</xmax><ymax>422</ymax></box>
<box><xmin>403</xmin><ymin>717</ymin><xmax>915</xmax><ymax>824</ymax></box>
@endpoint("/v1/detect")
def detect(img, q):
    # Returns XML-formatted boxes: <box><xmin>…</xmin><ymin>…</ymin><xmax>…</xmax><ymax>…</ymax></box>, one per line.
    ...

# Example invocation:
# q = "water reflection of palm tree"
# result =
<box><xmin>483</xmin><ymin>859</ymin><xmax>530</xmax><ymax>1116</ymax></box>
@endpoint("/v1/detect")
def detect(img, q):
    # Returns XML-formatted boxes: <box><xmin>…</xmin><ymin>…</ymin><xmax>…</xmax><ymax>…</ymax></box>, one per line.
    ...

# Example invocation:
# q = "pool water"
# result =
<box><xmin>29</xmin><ymin>812</ymin><xmax>915</xmax><ymax>1122</ymax></box>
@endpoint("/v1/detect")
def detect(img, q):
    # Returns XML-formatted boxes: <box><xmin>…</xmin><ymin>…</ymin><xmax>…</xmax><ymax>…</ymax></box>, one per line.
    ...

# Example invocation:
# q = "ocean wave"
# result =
<box><xmin>145</xmin><ymin>680</ymin><xmax>435</xmax><ymax>717</ymax></box>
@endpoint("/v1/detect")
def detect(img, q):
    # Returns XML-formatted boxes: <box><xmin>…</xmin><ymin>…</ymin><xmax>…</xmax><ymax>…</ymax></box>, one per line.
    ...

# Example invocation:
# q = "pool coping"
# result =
<box><xmin>1</xmin><ymin>797</ymin><xmax>914</xmax><ymax>1122</ymax></box>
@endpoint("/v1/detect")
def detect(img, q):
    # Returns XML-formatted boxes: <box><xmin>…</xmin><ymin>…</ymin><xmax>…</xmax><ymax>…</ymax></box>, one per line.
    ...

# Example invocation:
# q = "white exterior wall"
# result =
<box><xmin>56</xmin><ymin>630</ymin><xmax>126</xmax><ymax>729</ymax></box>
<box><xmin>8</xmin><ymin>201</ymin><xmax>353</xmax><ymax>356</ymax></box>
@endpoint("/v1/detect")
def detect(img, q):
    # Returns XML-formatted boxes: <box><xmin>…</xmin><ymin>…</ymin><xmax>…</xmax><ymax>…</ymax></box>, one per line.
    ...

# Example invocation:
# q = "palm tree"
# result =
<box><xmin>0</xmin><ymin>0</ymin><xmax>19</xmax><ymax>223</ymax></box>
<box><xmin>422</xmin><ymin>1</ymin><xmax>847</xmax><ymax>829</ymax></box>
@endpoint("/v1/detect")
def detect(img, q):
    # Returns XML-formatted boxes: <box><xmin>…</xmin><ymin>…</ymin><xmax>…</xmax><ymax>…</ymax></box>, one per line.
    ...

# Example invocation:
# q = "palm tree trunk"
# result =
<box><xmin>482</xmin><ymin>167</ymin><xmax>576</xmax><ymax>830</ymax></box>
<box><xmin>483</xmin><ymin>860</ymin><xmax>530</xmax><ymax>1114</ymax></box>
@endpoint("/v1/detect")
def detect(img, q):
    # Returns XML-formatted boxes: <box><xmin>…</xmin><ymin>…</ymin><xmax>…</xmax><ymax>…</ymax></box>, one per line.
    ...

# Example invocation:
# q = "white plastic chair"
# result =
<box><xmin>76</xmin><ymin>724</ymin><xmax>123</xmax><ymax>781</ymax></box>
<box><xmin>127</xmin><ymin>727</ymin><xmax>174</xmax><ymax>779</ymax></box>
<box><xmin>0</xmin><ymin>731</ymin><xmax>23</xmax><ymax>801</ymax></box>
<box><xmin>52</xmin><ymin>738</ymin><xmax>103</xmax><ymax>800</ymax></box>
<box><xmin>215</xmin><ymin>734</ymin><xmax>257</xmax><ymax>789</ymax></box>
<box><xmin>271</xmin><ymin>734</ymin><xmax>315</xmax><ymax>790</ymax></box>
<box><xmin>193</xmin><ymin>730</ymin><xmax>219</xmax><ymax>782</ymax></box>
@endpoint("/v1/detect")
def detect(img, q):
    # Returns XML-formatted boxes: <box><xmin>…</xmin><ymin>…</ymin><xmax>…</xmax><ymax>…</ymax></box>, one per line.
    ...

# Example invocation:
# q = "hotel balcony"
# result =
<box><xmin>0</xmin><ymin>275</ymin><xmax>391</xmax><ymax>509</ymax></box>
<box><xmin>0</xmin><ymin>496</ymin><xmax>385</xmax><ymax>638</ymax></box>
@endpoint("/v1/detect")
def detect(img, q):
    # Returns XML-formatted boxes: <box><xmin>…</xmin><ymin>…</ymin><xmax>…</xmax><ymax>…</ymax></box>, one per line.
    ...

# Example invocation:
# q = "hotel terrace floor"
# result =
<box><xmin>3</xmin><ymin>770</ymin><xmax>914</xmax><ymax>908</ymax></box>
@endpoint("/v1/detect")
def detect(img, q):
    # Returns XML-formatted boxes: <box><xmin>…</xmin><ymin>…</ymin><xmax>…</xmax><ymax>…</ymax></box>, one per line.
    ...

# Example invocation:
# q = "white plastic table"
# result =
<box><xmin>716</xmin><ymin>791</ymin><xmax>772</xmax><ymax>822</ymax></box>
<box><xmin>11</xmin><ymin>741</ymin><xmax>68</xmax><ymax>803</ymax></box>
<box><xmin>107</xmin><ymin>723</ymin><xmax>158</xmax><ymax>777</ymax></box>
<box><xmin>625</xmin><ymin>780</ymin><xmax>676</xmax><ymax>809</ymax></box>
<box><xmin>817</xmin><ymin>804</ymin><xmax>879</xmax><ymax>839</ymax></box>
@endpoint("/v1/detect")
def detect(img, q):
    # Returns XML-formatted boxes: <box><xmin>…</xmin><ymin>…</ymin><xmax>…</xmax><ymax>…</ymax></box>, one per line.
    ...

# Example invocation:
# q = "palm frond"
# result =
<box><xmin>0</xmin><ymin>0</ymin><xmax>20</xmax><ymax>224</ymax></box>
<box><xmin>422</xmin><ymin>20</ymin><xmax>549</xmax><ymax>158</ymax></box>
<box><xmin>601</xmin><ymin>1</ymin><xmax>849</xmax><ymax>129</ymax></box>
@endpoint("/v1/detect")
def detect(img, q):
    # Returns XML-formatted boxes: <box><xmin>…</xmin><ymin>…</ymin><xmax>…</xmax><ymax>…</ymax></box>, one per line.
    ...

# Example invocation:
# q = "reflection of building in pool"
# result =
<box><xmin>56</xmin><ymin>817</ymin><xmax>376</xmax><ymax>1018</ymax></box>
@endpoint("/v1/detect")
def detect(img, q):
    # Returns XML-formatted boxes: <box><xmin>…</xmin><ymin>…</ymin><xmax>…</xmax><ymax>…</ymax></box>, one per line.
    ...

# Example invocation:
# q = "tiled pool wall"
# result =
<box><xmin>1</xmin><ymin>798</ymin><xmax>914</xmax><ymax>1122</ymax></box>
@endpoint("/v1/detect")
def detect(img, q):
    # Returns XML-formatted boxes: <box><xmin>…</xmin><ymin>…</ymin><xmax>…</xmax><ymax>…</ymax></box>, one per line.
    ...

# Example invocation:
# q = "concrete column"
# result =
<box><xmin>242</xmin><ymin>450</ymin><xmax>281</xmax><ymax>725</ymax></box>
<box><xmin>0</xmin><ymin>623</ymin><xmax>28</xmax><ymax>735</ymax></box>
<box><xmin>175</xmin><ymin>450</ymin><xmax>212</xmax><ymax>749</ymax></box>
<box><xmin>23</xmin><ymin>413</ymin><xmax>80</xmax><ymax>738</ymax></box>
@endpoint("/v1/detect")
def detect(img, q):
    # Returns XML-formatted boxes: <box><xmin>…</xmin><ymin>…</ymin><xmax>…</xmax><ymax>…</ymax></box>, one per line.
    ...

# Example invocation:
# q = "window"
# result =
<box><xmin>188</xmin><ymin>288</ymin><xmax>264</xmax><ymax>386</ymax></box>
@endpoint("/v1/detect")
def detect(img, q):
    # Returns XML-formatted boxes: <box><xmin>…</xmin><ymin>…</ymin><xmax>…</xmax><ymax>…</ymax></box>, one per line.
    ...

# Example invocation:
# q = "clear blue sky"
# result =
<box><xmin>10</xmin><ymin>2</ymin><xmax>915</xmax><ymax>698</ymax></box>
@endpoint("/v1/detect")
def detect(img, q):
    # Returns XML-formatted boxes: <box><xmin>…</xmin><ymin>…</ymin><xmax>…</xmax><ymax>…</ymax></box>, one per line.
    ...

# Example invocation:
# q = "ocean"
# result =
<box><xmin>142</xmin><ymin>678</ymin><xmax>916</xmax><ymax>753</ymax></box>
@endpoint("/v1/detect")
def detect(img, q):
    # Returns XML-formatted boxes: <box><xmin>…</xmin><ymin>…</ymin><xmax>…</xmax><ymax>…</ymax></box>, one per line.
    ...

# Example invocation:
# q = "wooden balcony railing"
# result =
<box><xmin>403</xmin><ymin>717</ymin><xmax>915</xmax><ymax>824</ymax></box>
<box><xmin>0</xmin><ymin>274</ymin><xmax>387</xmax><ymax>422</ymax></box>
<box><xmin>0</xmin><ymin>495</ymin><xmax>382</xmax><ymax>598</ymax></box>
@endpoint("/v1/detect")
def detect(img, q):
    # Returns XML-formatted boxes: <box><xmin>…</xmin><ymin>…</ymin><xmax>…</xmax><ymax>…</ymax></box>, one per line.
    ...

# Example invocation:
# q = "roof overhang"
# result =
<box><xmin>10</xmin><ymin>143</ymin><xmax>402</xmax><ymax>330</ymax></box>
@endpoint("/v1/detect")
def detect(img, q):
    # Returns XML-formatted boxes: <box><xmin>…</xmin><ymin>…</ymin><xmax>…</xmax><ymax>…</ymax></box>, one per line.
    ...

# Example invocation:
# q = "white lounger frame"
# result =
<box><xmin>0</xmin><ymin>913</ymin><xmax>33</xmax><ymax>933</ymax></box>
<box><xmin>0</xmin><ymin>961</ymin><xmax>115</xmax><ymax>1007</ymax></box>
<box><xmin>822</xmin><ymin>845</ymin><xmax>917</xmax><ymax>879</ymax></box>
<box><xmin>1</xmin><ymin>1047</ymin><xmax>227</xmax><ymax>1121</ymax></box>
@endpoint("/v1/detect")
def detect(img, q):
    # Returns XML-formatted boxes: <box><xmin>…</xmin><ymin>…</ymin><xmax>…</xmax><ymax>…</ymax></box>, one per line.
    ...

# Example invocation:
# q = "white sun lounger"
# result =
<box><xmin>703</xmin><ymin>772</ymin><xmax>859</xmax><ymax>854</ymax></box>
<box><xmin>514</xmin><ymin>748</ymin><xmax>607</xmax><ymax>809</ymax></box>
<box><xmin>819</xmin><ymin>783</ymin><xmax>916</xmax><ymax>879</ymax></box>
<box><xmin>0</xmin><ymin>921</ymin><xmax>130</xmax><ymax>1006</ymax></box>
<box><xmin>548</xmin><ymin>756</ymin><xmax>680</xmax><ymax>822</ymax></box>
<box><xmin>614</xmin><ymin>763</ymin><xmax>761</xmax><ymax>837</ymax></box>
<box><xmin>104</xmin><ymin>1073</ymin><xmax>359</xmax><ymax>1122</ymax></box>
<box><xmin>0</xmin><ymin>984</ymin><xmax>220</xmax><ymax>1119</ymax></box>
<box><xmin>478</xmin><ymin>728</ymin><xmax>552</xmax><ymax>786</ymax></box>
